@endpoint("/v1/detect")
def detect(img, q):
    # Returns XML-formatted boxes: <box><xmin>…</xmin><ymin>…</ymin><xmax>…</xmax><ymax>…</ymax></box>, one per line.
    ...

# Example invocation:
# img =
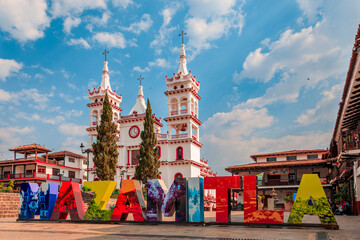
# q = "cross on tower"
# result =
<box><xmin>137</xmin><ymin>75</ymin><xmax>144</xmax><ymax>86</ymax></box>
<box><xmin>178</xmin><ymin>29</ymin><xmax>187</xmax><ymax>44</ymax></box>
<box><xmin>102</xmin><ymin>48</ymin><xmax>109</xmax><ymax>61</ymax></box>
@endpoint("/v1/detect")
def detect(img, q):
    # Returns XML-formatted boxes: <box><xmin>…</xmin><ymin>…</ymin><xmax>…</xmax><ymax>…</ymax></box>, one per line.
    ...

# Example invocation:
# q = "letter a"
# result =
<box><xmin>111</xmin><ymin>180</ymin><xmax>146</xmax><ymax>221</ymax></box>
<box><xmin>50</xmin><ymin>182</ymin><xmax>85</xmax><ymax>220</ymax></box>
<box><xmin>288</xmin><ymin>174</ymin><xmax>337</xmax><ymax>225</ymax></box>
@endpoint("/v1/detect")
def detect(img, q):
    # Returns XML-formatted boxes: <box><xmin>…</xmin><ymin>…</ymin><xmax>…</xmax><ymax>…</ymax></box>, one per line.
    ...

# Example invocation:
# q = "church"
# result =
<box><xmin>86</xmin><ymin>41</ymin><xmax>216</xmax><ymax>189</ymax></box>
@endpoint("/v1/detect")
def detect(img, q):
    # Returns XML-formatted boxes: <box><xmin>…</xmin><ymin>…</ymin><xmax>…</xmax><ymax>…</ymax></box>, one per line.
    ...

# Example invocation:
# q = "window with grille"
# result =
<box><xmin>38</xmin><ymin>166</ymin><xmax>46</xmax><ymax>174</ymax></box>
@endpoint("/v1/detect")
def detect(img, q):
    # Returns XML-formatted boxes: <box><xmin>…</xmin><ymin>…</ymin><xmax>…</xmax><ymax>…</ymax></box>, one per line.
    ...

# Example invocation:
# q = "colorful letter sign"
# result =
<box><xmin>84</xmin><ymin>181</ymin><xmax>116</xmax><ymax>210</ymax></box>
<box><xmin>287</xmin><ymin>174</ymin><xmax>337</xmax><ymax>225</ymax></box>
<box><xmin>243</xmin><ymin>176</ymin><xmax>283</xmax><ymax>224</ymax></box>
<box><xmin>161</xmin><ymin>178</ymin><xmax>187</xmax><ymax>222</ymax></box>
<box><xmin>50</xmin><ymin>182</ymin><xmax>85</xmax><ymax>220</ymax></box>
<box><xmin>187</xmin><ymin>177</ymin><xmax>204</xmax><ymax>222</ymax></box>
<box><xmin>19</xmin><ymin>182</ymin><xmax>58</xmax><ymax>220</ymax></box>
<box><xmin>111</xmin><ymin>180</ymin><xmax>146</xmax><ymax>221</ymax></box>
<box><xmin>19</xmin><ymin>183</ymin><xmax>39</xmax><ymax>219</ymax></box>
<box><xmin>204</xmin><ymin>176</ymin><xmax>241</xmax><ymax>223</ymax></box>
<box><xmin>146</xmin><ymin>179</ymin><xmax>167</xmax><ymax>222</ymax></box>
<box><xmin>146</xmin><ymin>178</ymin><xmax>187</xmax><ymax>222</ymax></box>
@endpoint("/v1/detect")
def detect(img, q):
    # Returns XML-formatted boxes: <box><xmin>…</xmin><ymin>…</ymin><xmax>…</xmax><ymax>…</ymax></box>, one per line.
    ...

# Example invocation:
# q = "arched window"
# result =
<box><xmin>180</xmin><ymin>96</ymin><xmax>187</xmax><ymax>114</ymax></box>
<box><xmin>170</xmin><ymin>98</ymin><xmax>178</xmax><ymax>115</ymax></box>
<box><xmin>174</xmin><ymin>172</ymin><xmax>183</xmax><ymax>180</ymax></box>
<box><xmin>92</xmin><ymin>111</ymin><xmax>98</xmax><ymax>124</ymax></box>
<box><xmin>158</xmin><ymin>146</ymin><xmax>161</xmax><ymax>159</ymax></box>
<box><xmin>176</xmin><ymin>146</ymin><xmax>183</xmax><ymax>160</ymax></box>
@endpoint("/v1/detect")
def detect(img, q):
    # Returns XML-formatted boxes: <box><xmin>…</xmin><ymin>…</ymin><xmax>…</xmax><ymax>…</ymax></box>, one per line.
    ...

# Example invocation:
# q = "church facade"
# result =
<box><xmin>86</xmin><ymin>43</ymin><xmax>216</xmax><ymax>189</ymax></box>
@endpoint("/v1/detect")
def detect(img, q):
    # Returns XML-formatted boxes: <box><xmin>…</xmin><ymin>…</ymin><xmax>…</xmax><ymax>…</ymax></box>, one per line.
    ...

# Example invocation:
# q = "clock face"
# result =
<box><xmin>129</xmin><ymin>126</ymin><xmax>140</xmax><ymax>138</ymax></box>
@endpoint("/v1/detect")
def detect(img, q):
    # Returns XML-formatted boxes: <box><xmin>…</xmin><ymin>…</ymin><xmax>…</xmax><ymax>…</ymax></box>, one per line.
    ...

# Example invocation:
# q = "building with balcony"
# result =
<box><xmin>225</xmin><ymin>149</ymin><xmax>333</xmax><ymax>210</ymax></box>
<box><xmin>329</xmin><ymin>25</ymin><xmax>360</xmax><ymax>214</ymax></box>
<box><xmin>0</xmin><ymin>144</ymin><xmax>85</xmax><ymax>189</ymax></box>
<box><xmin>85</xmin><ymin>39</ymin><xmax>216</xmax><ymax>189</ymax></box>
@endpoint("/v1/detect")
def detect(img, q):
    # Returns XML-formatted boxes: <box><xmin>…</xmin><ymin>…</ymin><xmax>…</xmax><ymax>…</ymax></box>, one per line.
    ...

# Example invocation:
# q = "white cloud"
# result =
<box><xmin>201</xmin><ymin>107</ymin><xmax>331</xmax><ymax>174</ymax></box>
<box><xmin>31</xmin><ymin>65</ymin><xmax>54</xmax><ymax>75</ymax></box>
<box><xmin>0</xmin><ymin>0</ymin><xmax>50</xmax><ymax>42</ymax></box>
<box><xmin>50</xmin><ymin>0</ymin><xmax>107</xmax><ymax>18</ymax></box>
<box><xmin>61</xmin><ymin>136</ymin><xmax>86</xmax><ymax>154</ymax></box>
<box><xmin>63</xmin><ymin>17</ymin><xmax>81</xmax><ymax>34</ymax></box>
<box><xmin>150</xmin><ymin>3</ymin><xmax>180</xmax><ymax>54</ymax></box>
<box><xmin>0</xmin><ymin>89</ymin><xmax>12</xmax><ymax>101</ymax></box>
<box><xmin>67</xmin><ymin>38</ymin><xmax>91</xmax><ymax>49</ymax></box>
<box><xmin>34</xmin><ymin>73</ymin><xmax>45</xmax><ymax>79</ymax></box>
<box><xmin>64</xmin><ymin>110</ymin><xmax>83</xmax><ymax>118</ymax></box>
<box><xmin>59</xmin><ymin>93</ymin><xmax>75</xmax><ymax>103</ymax></box>
<box><xmin>296</xmin><ymin>0</ymin><xmax>323</xmax><ymax>23</ymax></box>
<box><xmin>203</xmin><ymin>108</ymin><xmax>274</xmax><ymax>139</ymax></box>
<box><xmin>234</xmin><ymin>22</ymin><xmax>347</xmax><ymax>108</ymax></box>
<box><xmin>185</xmin><ymin>0</ymin><xmax>245</xmax><ymax>59</ymax></box>
<box><xmin>133</xmin><ymin>66</ymin><xmax>150</xmax><ymax>73</ymax></box>
<box><xmin>112</xmin><ymin>0</ymin><xmax>134</xmax><ymax>9</ymax></box>
<box><xmin>233</xmin><ymin>1</ymin><xmax>360</xmax><ymax>110</ymax></box>
<box><xmin>148</xmin><ymin>58</ymin><xmax>170</xmax><ymax>68</ymax></box>
<box><xmin>59</xmin><ymin>123</ymin><xmax>88</xmax><ymax>136</ymax></box>
<box><xmin>122</xmin><ymin>14</ymin><xmax>153</xmax><ymax>34</ymax></box>
<box><xmin>0</xmin><ymin>59</ymin><xmax>23</xmax><ymax>81</ymax></box>
<box><xmin>0</xmin><ymin>126</ymin><xmax>35</xmax><ymax>158</ymax></box>
<box><xmin>296</xmin><ymin>84</ymin><xmax>342</xmax><ymax>126</ymax></box>
<box><xmin>66</xmin><ymin>82</ymin><xmax>77</xmax><ymax>90</ymax></box>
<box><xmin>92</xmin><ymin>32</ymin><xmax>136</xmax><ymax>48</ymax></box>
<box><xmin>60</xmin><ymin>69</ymin><xmax>75</xmax><ymax>79</ymax></box>
<box><xmin>17</xmin><ymin>112</ymin><xmax>65</xmax><ymax>125</ymax></box>
<box><xmin>0</xmin><ymin>88</ymin><xmax>53</xmax><ymax>110</ymax></box>
<box><xmin>86</xmin><ymin>12</ymin><xmax>110</xmax><ymax>32</ymax></box>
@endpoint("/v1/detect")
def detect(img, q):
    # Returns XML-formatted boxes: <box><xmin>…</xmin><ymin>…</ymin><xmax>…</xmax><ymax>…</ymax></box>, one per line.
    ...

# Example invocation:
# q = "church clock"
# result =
<box><xmin>129</xmin><ymin>126</ymin><xmax>140</xmax><ymax>138</ymax></box>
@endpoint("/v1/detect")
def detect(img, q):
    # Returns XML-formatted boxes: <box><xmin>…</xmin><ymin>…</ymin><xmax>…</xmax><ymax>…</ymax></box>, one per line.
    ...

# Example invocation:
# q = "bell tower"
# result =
<box><xmin>164</xmin><ymin>31</ymin><xmax>202</xmax><ymax>162</ymax></box>
<box><xmin>86</xmin><ymin>49</ymin><xmax>122</xmax><ymax>180</ymax></box>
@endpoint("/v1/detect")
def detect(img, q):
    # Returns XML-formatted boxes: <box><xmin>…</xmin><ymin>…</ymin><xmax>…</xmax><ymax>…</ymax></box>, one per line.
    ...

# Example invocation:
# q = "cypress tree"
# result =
<box><xmin>92</xmin><ymin>93</ymin><xmax>119</xmax><ymax>180</ymax></box>
<box><xmin>134</xmin><ymin>99</ymin><xmax>161</xmax><ymax>184</ymax></box>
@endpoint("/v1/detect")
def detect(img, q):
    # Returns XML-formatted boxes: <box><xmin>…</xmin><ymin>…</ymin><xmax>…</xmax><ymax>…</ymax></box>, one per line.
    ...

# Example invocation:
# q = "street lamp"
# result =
<box><xmin>80</xmin><ymin>143</ymin><xmax>91</xmax><ymax>181</ymax></box>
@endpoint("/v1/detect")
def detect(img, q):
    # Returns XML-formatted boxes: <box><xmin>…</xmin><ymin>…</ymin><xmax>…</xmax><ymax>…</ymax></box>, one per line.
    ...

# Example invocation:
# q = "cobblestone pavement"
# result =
<box><xmin>0</xmin><ymin>212</ymin><xmax>359</xmax><ymax>240</ymax></box>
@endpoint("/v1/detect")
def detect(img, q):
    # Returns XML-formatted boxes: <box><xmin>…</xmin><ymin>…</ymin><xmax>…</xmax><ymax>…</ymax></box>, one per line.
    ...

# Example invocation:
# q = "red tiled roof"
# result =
<box><xmin>9</xmin><ymin>144</ymin><xmax>51</xmax><ymax>153</ymax></box>
<box><xmin>46</xmin><ymin>151</ymin><xmax>86</xmax><ymax>159</ymax></box>
<box><xmin>225</xmin><ymin>159</ymin><xmax>329</xmax><ymax>172</ymax></box>
<box><xmin>250</xmin><ymin>149</ymin><xmax>328</xmax><ymax>161</ymax></box>
<box><xmin>332</xmin><ymin>24</ymin><xmax>360</xmax><ymax>140</ymax></box>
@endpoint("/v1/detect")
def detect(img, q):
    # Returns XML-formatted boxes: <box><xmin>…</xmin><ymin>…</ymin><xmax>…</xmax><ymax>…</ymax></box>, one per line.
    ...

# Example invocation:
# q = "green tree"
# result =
<box><xmin>92</xmin><ymin>93</ymin><xmax>119</xmax><ymax>180</ymax></box>
<box><xmin>134</xmin><ymin>99</ymin><xmax>160</xmax><ymax>184</ymax></box>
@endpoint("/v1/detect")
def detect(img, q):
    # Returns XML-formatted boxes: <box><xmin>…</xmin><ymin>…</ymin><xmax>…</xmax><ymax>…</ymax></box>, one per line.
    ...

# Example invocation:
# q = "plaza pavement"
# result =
<box><xmin>0</xmin><ymin>212</ymin><xmax>359</xmax><ymax>240</ymax></box>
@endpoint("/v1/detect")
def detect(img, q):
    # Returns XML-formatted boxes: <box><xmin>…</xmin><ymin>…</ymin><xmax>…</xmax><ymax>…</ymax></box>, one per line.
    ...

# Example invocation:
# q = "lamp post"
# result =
<box><xmin>80</xmin><ymin>143</ymin><xmax>91</xmax><ymax>182</ymax></box>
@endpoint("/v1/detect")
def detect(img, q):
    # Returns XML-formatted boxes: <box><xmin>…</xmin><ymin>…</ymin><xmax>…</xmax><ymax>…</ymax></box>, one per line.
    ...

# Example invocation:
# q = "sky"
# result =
<box><xmin>0</xmin><ymin>0</ymin><xmax>359</xmax><ymax>175</ymax></box>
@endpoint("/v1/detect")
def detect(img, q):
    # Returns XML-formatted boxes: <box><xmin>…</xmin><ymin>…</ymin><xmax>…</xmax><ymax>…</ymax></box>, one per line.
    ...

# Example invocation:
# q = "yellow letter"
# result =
<box><xmin>288</xmin><ymin>174</ymin><xmax>337</xmax><ymax>225</ymax></box>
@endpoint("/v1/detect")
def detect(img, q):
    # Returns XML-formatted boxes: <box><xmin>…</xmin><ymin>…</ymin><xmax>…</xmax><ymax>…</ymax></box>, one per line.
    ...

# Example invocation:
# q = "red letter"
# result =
<box><xmin>50</xmin><ymin>182</ymin><xmax>85</xmax><ymax>220</ymax></box>
<box><xmin>204</xmin><ymin>176</ymin><xmax>241</xmax><ymax>223</ymax></box>
<box><xmin>111</xmin><ymin>180</ymin><xmax>146</xmax><ymax>221</ymax></box>
<box><xmin>243</xmin><ymin>176</ymin><xmax>283</xmax><ymax>223</ymax></box>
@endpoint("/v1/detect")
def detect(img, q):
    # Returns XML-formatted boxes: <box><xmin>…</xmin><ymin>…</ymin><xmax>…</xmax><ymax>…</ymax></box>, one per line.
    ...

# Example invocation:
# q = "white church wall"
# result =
<box><xmin>190</xmin><ymin>144</ymin><xmax>201</xmax><ymax>162</ymax></box>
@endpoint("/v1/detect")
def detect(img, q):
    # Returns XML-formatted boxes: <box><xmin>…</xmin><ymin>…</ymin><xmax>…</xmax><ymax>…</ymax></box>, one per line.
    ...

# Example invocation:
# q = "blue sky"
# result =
<box><xmin>0</xmin><ymin>0</ymin><xmax>359</xmax><ymax>175</ymax></box>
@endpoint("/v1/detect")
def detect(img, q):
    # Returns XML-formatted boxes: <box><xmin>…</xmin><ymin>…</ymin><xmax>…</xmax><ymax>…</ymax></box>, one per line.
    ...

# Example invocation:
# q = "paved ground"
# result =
<box><xmin>0</xmin><ymin>212</ymin><xmax>359</xmax><ymax>240</ymax></box>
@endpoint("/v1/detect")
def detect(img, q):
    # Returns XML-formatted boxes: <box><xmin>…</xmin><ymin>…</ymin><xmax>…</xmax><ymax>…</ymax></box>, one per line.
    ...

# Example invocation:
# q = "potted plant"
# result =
<box><xmin>283</xmin><ymin>195</ymin><xmax>293</xmax><ymax>212</ymax></box>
